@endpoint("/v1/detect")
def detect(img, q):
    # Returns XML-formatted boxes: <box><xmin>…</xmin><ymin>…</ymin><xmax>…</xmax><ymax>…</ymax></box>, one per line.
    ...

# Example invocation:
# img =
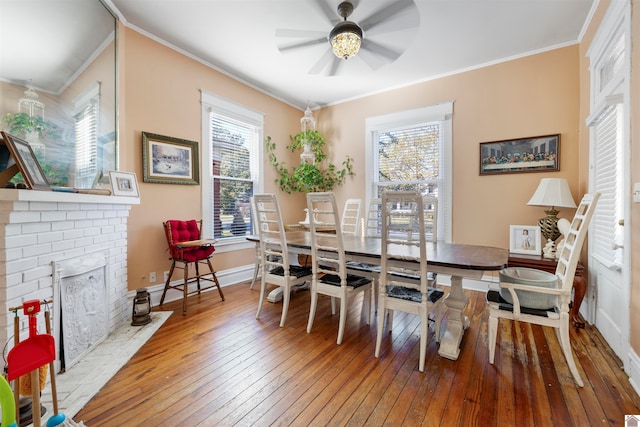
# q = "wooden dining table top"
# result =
<box><xmin>248</xmin><ymin>231</ymin><xmax>508</xmax><ymax>273</ymax></box>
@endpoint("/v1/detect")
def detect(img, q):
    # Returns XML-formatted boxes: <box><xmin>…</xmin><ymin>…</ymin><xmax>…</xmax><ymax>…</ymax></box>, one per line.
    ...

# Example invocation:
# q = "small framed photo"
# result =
<box><xmin>142</xmin><ymin>131</ymin><xmax>199</xmax><ymax>185</ymax></box>
<box><xmin>0</xmin><ymin>131</ymin><xmax>50</xmax><ymax>190</ymax></box>
<box><xmin>480</xmin><ymin>134</ymin><xmax>560</xmax><ymax>175</ymax></box>
<box><xmin>509</xmin><ymin>225</ymin><xmax>542</xmax><ymax>255</ymax></box>
<box><xmin>109</xmin><ymin>171</ymin><xmax>139</xmax><ymax>197</ymax></box>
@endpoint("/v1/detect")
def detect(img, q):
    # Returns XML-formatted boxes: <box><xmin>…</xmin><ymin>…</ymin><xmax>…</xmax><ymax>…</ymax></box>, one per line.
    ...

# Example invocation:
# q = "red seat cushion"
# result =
<box><xmin>165</xmin><ymin>220</ymin><xmax>215</xmax><ymax>262</ymax></box>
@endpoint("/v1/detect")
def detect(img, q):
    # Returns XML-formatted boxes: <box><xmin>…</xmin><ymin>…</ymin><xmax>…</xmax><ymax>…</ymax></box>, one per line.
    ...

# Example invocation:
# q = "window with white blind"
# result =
<box><xmin>73</xmin><ymin>83</ymin><xmax>100</xmax><ymax>188</ymax></box>
<box><xmin>201</xmin><ymin>91</ymin><xmax>263</xmax><ymax>251</ymax></box>
<box><xmin>366</xmin><ymin>102</ymin><xmax>453</xmax><ymax>242</ymax></box>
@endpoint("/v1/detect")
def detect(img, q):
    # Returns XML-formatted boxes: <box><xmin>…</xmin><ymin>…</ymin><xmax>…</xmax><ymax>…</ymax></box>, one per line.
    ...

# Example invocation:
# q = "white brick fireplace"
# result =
<box><xmin>0</xmin><ymin>190</ymin><xmax>139</xmax><ymax>371</ymax></box>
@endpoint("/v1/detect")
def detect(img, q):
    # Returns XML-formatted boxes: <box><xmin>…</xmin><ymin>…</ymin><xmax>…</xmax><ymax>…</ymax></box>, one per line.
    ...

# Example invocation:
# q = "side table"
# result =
<box><xmin>507</xmin><ymin>253</ymin><xmax>586</xmax><ymax>328</ymax></box>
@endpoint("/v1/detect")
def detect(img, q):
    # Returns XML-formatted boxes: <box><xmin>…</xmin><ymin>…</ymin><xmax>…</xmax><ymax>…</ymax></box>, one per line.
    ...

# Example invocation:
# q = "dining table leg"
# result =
<box><xmin>438</xmin><ymin>275</ymin><xmax>469</xmax><ymax>360</ymax></box>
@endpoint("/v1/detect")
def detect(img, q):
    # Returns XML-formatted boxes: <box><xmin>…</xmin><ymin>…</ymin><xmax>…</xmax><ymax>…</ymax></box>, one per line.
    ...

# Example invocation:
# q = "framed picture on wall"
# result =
<box><xmin>509</xmin><ymin>225</ymin><xmax>542</xmax><ymax>255</ymax></box>
<box><xmin>480</xmin><ymin>134</ymin><xmax>560</xmax><ymax>175</ymax></box>
<box><xmin>142</xmin><ymin>131</ymin><xmax>199</xmax><ymax>185</ymax></box>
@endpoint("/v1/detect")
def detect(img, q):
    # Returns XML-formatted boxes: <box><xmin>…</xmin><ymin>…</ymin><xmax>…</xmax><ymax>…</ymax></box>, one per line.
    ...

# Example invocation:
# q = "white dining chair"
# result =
<box><xmin>346</xmin><ymin>198</ymin><xmax>382</xmax><ymax>311</ymax></box>
<box><xmin>486</xmin><ymin>192</ymin><xmax>600</xmax><ymax>387</ymax></box>
<box><xmin>253</xmin><ymin>194</ymin><xmax>313</xmax><ymax>327</ymax></box>
<box><xmin>374</xmin><ymin>191</ymin><xmax>445</xmax><ymax>372</ymax></box>
<box><xmin>306</xmin><ymin>192</ymin><xmax>372</xmax><ymax>345</ymax></box>
<box><xmin>341</xmin><ymin>198</ymin><xmax>362</xmax><ymax>236</ymax></box>
<box><xmin>249</xmin><ymin>196</ymin><xmax>262</xmax><ymax>290</ymax></box>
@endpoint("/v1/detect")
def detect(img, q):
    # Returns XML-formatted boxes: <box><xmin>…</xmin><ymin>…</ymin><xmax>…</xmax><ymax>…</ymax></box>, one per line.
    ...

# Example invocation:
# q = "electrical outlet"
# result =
<box><xmin>149</xmin><ymin>272</ymin><xmax>156</xmax><ymax>283</ymax></box>
<box><xmin>164</xmin><ymin>271</ymin><xmax>170</xmax><ymax>282</ymax></box>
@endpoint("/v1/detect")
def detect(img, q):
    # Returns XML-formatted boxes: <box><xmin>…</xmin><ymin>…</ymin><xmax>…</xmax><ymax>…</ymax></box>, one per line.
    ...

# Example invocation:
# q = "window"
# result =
<box><xmin>366</xmin><ymin>102</ymin><xmax>453</xmax><ymax>242</ymax></box>
<box><xmin>73</xmin><ymin>82</ymin><xmax>100</xmax><ymax>188</ymax></box>
<box><xmin>201</xmin><ymin>91</ymin><xmax>264</xmax><ymax>251</ymax></box>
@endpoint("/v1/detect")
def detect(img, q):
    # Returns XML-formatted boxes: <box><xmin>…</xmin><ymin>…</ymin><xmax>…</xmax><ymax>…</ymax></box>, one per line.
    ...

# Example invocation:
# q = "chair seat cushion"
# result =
<box><xmin>269</xmin><ymin>265</ymin><xmax>312</xmax><ymax>278</ymax></box>
<box><xmin>498</xmin><ymin>267</ymin><xmax>558</xmax><ymax>310</ymax></box>
<box><xmin>180</xmin><ymin>246</ymin><xmax>215</xmax><ymax>262</ymax></box>
<box><xmin>487</xmin><ymin>289</ymin><xmax>557</xmax><ymax>317</ymax></box>
<box><xmin>320</xmin><ymin>273</ymin><xmax>371</xmax><ymax>288</ymax></box>
<box><xmin>389</xmin><ymin>270</ymin><xmax>436</xmax><ymax>280</ymax></box>
<box><xmin>386</xmin><ymin>285</ymin><xmax>444</xmax><ymax>303</ymax></box>
<box><xmin>345</xmin><ymin>261</ymin><xmax>381</xmax><ymax>273</ymax></box>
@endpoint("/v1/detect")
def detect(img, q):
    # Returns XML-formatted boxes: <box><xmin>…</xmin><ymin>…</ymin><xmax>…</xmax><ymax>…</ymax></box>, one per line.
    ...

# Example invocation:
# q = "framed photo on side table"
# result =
<box><xmin>509</xmin><ymin>225</ymin><xmax>542</xmax><ymax>255</ymax></box>
<box><xmin>109</xmin><ymin>171</ymin><xmax>139</xmax><ymax>197</ymax></box>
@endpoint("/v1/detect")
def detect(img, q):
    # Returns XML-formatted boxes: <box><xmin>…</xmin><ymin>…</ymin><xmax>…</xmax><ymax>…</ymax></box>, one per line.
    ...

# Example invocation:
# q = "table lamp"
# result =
<box><xmin>527</xmin><ymin>178</ymin><xmax>577</xmax><ymax>242</ymax></box>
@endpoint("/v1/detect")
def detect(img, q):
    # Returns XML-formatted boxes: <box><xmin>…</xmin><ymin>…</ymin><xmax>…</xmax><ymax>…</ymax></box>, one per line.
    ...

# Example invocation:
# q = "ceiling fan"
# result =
<box><xmin>276</xmin><ymin>0</ymin><xmax>419</xmax><ymax>76</ymax></box>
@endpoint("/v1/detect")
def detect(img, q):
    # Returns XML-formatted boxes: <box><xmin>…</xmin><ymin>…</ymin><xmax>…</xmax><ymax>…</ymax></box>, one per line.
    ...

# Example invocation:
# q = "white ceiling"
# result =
<box><xmin>2</xmin><ymin>1</ymin><xmax>596</xmax><ymax>110</ymax></box>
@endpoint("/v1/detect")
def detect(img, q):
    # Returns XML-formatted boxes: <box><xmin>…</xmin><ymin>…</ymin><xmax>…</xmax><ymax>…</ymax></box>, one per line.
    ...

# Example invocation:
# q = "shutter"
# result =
<box><xmin>591</xmin><ymin>104</ymin><xmax>622</xmax><ymax>268</ymax></box>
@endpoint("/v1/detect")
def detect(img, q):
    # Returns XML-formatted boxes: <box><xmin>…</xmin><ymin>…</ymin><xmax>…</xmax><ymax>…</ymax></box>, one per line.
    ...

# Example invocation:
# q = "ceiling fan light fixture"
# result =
<box><xmin>330</xmin><ymin>21</ymin><xmax>362</xmax><ymax>60</ymax></box>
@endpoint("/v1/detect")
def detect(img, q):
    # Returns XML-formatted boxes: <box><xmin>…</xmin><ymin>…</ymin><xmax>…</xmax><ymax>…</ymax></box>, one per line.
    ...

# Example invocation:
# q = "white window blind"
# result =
<box><xmin>591</xmin><ymin>104</ymin><xmax>623</xmax><ymax>268</ymax></box>
<box><xmin>200</xmin><ymin>90</ymin><xmax>263</xmax><ymax>247</ymax></box>
<box><xmin>210</xmin><ymin>114</ymin><xmax>257</xmax><ymax>239</ymax></box>
<box><xmin>74</xmin><ymin>96</ymin><xmax>99</xmax><ymax>188</ymax></box>
<box><xmin>366</xmin><ymin>102</ymin><xmax>453</xmax><ymax>242</ymax></box>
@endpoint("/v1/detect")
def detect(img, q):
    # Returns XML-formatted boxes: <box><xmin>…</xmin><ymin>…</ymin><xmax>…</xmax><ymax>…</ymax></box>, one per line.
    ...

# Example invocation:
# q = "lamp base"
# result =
<box><xmin>538</xmin><ymin>207</ymin><xmax>561</xmax><ymax>242</ymax></box>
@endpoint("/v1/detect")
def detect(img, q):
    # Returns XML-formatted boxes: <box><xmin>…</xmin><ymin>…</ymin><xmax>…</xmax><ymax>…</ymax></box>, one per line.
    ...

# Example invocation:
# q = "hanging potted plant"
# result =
<box><xmin>266</xmin><ymin>129</ymin><xmax>353</xmax><ymax>194</ymax></box>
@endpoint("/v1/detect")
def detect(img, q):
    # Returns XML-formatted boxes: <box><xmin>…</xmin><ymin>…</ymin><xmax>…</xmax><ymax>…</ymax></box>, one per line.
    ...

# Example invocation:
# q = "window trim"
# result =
<box><xmin>365</xmin><ymin>102</ymin><xmax>453</xmax><ymax>242</ymax></box>
<box><xmin>200</xmin><ymin>90</ymin><xmax>264</xmax><ymax>252</ymax></box>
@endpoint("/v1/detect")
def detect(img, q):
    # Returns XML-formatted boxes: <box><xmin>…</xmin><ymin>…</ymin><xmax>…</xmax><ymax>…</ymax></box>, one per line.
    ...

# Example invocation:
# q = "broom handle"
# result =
<box><xmin>44</xmin><ymin>310</ymin><xmax>59</xmax><ymax>416</ymax></box>
<box><xmin>13</xmin><ymin>312</ymin><xmax>20</xmax><ymax>427</ymax></box>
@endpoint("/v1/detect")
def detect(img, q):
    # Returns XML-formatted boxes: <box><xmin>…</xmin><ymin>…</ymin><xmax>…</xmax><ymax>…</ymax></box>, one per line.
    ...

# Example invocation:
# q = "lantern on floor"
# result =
<box><xmin>131</xmin><ymin>288</ymin><xmax>151</xmax><ymax>326</ymax></box>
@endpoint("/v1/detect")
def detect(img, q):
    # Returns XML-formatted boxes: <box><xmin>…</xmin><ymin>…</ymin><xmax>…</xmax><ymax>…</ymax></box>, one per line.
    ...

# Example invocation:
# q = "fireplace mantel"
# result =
<box><xmin>0</xmin><ymin>188</ymin><xmax>140</xmax><ymax>205</ymax></box>
<box><xmin>0</xmin><ymin>188</ymin><xmax>139</xmax><ymax>371</ymax></box>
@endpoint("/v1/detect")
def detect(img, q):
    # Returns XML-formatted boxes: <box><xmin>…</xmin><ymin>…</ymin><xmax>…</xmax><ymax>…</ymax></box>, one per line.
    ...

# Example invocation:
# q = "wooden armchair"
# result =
<box><xmin>486</xmin><ymin>192</ymin><xmax>600</xmax><ymax>386</ymax></box>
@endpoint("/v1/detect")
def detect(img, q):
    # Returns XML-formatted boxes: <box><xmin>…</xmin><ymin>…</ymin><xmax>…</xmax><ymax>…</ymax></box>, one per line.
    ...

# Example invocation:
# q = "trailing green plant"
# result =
<box><xmin>266</xmin><ymin>130</ymin><xmax>353</xmax><ymax>193</ymax></box>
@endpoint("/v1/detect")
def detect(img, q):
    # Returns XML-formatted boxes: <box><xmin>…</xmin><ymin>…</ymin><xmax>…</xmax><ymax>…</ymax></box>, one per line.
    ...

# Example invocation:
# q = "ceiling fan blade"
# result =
<box><xmin>357</xmin><ymin>47</ymin><xmax>387</xmax><ymax>70</ymax></box>
<box><xmin>309</xmin><ymin>48</ymin><xmax>335</xmax><ymax>74</ymax></box>
<box><xmin>360</xmin><ymin>39</ymin><xmax>402</xmax><ymax>63</ymax></box>
<box><xmin>359</xmin><ymin>0</ymin><xmax>415</xmax><ymax>32</ymax></box>
<box><xmin>313</xmin><ymin>0</ymin><xmax>340</xmax><ymax>26</ymax></box>
<box><xmin>278</xmin><ymin>37</ymin><xmax>328</xmax><ymax>53</ymax></box>
<box><xmin>327</xmin><ymin>56</ymin><xmax>342</xmax><ymax>76</ymax></box>
<box><xmin>275</xmin><ymin>29</ymin><xmax>327</xmax><ymax>39</ymax></box>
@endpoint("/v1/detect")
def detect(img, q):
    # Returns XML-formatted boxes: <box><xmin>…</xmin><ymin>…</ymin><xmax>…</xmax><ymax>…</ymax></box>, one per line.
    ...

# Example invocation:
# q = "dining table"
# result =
<box><xmin>247</xmin><ymin>230</ymin><xmax>508</xmax><ymax>360</ymax></box>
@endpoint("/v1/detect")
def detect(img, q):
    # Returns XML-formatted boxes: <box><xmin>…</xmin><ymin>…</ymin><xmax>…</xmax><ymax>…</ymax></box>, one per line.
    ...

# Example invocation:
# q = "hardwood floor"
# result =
<box><xmin>75</xmin><ymin>282</ymin><xmax>640</xmax><ymax>426</ymax></box>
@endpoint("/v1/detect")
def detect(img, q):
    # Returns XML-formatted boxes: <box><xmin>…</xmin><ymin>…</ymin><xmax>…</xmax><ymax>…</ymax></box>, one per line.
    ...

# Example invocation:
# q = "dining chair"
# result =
<box><xmin>160</xmin><ymin>219</ymin><xmax>225</xmax><ymax>315</ymax></box>
<box><xmin>346</xmin><ymin>198</ymin><xmax>382</xmax><ymax>310</ymax></box>
<box><xmin>249</xmin><ymin>196</ymin><xmax>262</xmax><ymax>290</ymax></box>
<box><xmin>423</xmin><ymin>196</ymin><xmax>438</xmax><ymax>287</ymax></box>
<box><xmin>374</xmin><ymin>191</ymin><xmax>445</xmax><ymax>372</ymax></box>
<box><xmin>487</xmin><ymin>192</ymin><xmax>600</xmax><ymax>387</ymax></box>
<box><xmin>253</xmin><ymin>194</ymin><xmax>313</xmax><ymax>327</ymax></box>
<box><xmin>306</xmin><ymin>192</ymin><xmax>372</xmax><ymax>345</ymax></box>
<box><xmin>341</xmin><ymin>198</ymin><xmax>362</xmax><ymax>236</ymax></box>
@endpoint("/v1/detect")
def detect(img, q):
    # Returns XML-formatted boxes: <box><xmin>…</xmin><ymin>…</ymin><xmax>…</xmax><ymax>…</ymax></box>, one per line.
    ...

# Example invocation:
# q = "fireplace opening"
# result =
<box><xmin>52</xmin><ymin>253</ymin><xmax>109</xmax><ymax>372</ymax></box>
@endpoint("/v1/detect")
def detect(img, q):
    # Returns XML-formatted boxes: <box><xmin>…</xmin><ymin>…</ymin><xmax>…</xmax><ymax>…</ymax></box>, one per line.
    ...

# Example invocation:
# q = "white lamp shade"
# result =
<box><xmin>527</xmin><ymin>178</ymin><xmax>577</xmax><ymax>208</ymax></box>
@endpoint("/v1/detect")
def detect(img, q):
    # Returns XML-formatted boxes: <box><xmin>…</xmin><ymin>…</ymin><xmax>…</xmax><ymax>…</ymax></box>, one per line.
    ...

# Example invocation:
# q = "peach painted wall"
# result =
<box><xmin>119</xmin><ymin>28</ymin><xmax>302</xmax><ymax>290</ymax></box>
<box><xmin>320</xmin><ymin>46</ymin><xmax>580</xmax><ymax>249</ymax></box>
